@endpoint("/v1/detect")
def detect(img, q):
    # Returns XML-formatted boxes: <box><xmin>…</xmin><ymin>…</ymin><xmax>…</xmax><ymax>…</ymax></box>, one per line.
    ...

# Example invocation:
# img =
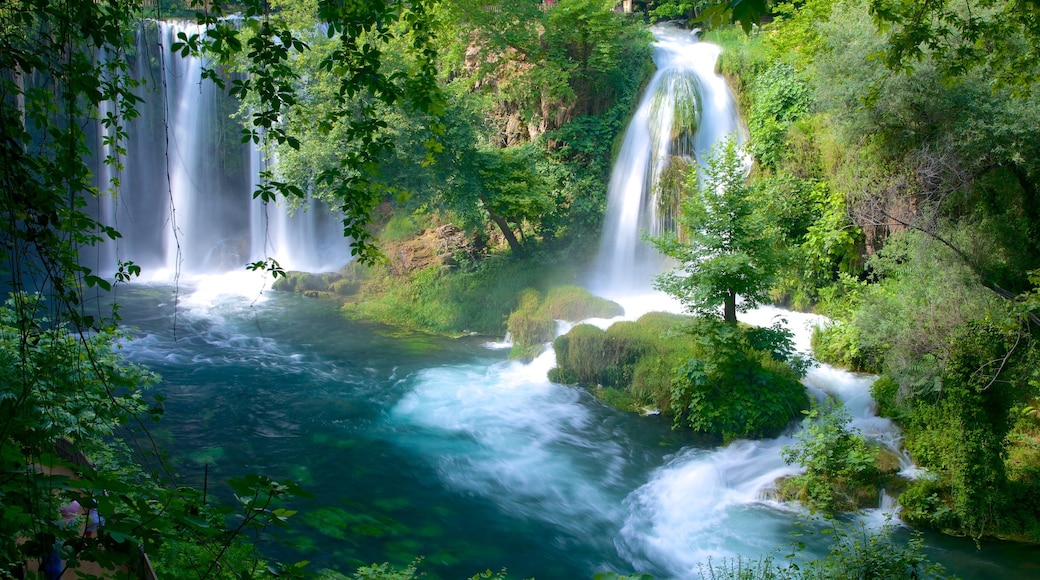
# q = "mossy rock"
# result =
<box><xmin>551</xmin><ymin>313</ymin><xmax>809</xmax><ymax>440</ymax></box>
<box><xmin>505</xmin><ymin>286</ymin><xmax>624</xmax><ymax>360</ymax></box>
<box><xmin>330</xmin><ymin>278</ymin><xmax>360</xmax><ymax>296</ymax></box>
<box><xmin>507</xmin><ymin>289</ymin><xmax>556</xmax><ymax>357</ymax></box>
<box><xmin>540</xmin><ymin>285</ymin><xmax>623</xmax><ymax>321</ymax></box>
<box><xmin>873</xmin><ymin>446</ymin><xmax>903</xmax><ymax>476</ymax></box>
<box><xmin>774</xmin><ymin>474</ymin><xmax>883</xmax><ymax>513</ymax></box>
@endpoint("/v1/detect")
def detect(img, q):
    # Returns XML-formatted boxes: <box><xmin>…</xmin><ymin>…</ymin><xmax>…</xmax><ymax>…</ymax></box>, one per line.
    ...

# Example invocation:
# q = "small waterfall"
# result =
<box><xmin>590</xmin><ymin>24</ymin><xmax>742</xmax><ymax>295</ymax></box>
<box><xmin>92</xmin><ymin>20</ymin><xmax>351</xmax><ymax>280</ymax></box>
<box><xmin>248</xmin><ymin>147</ymin><xmax>352</xmax><ymax>273</ymax></box>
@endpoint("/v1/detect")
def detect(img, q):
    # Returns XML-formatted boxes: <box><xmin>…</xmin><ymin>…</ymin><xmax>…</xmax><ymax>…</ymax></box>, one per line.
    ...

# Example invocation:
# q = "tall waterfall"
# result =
<box><xmin>94</xmin><ymin>21</ymin><xmax>351</xmax><ymax>280</ymax></box>
<box><xmin>590</xmin><ymin>25</ymin><xmax>742</xmax><ymax>295</ymax></box>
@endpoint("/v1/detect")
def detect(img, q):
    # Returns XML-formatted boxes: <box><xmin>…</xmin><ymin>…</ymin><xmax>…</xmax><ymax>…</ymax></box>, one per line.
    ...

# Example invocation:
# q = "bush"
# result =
<box><xmin>668</xmin><ymin>320</ymin><xmax>808</xmax><ymax>441</ymax></box>
<box><xmin>552</xmin><ymin>314</ymin><xmax>808</xmax><ymax>439</ymax></box>
<box><xmin>779</xmin><ymin>401</ymin><xmax>881</xmax><ymax>514</ymax></box>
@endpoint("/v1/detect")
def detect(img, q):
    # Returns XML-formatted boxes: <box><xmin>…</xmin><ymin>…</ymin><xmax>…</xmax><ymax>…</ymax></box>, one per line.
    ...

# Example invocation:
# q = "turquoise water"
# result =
<box><xmin>114</xmin><ymin>282</ymin><xmax>1037</xmax><ymax>579</ymax></box>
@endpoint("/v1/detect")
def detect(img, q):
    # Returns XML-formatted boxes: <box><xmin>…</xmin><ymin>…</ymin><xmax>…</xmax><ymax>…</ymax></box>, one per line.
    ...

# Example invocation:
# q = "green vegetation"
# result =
<box><xmin>6</xmin><ymin>0</ymin><xmax>1040</xmax><ymax>571</ymax></box>
<box><xmin>340</xmin><ymin>250</ymin><xmax>597</xmax><ymax>337</ymax></box>
<box><xmin>267</xmin><ymin>0</ymin><xmax>653</xmax><ymax>265</ymax></box>
<box><xmin>550</xmin><ymin>313</ymin><xmax>693</xmax><ymax>412</ymax></box>
<box><xmin>651</xmin><ymin>137</ymin><xmax>779</xmax><ymax>324</ymax></box>
<box><xmin>550</xmin><ymin>314</ymin><xmax>808</xmax><ymax>440</ymax></box>
<box><xmin>261</xmin><ymin>0</ymin><xmax>654</xmax><ymax>341</ymax></box>
<box><xmin>706</xmin><ymin>0</ymin><xmax>1040</xmax><ymax>543</ymax></box>
<box><xmin>506</xmin><ymin>285</ymin><xmax>623</xmax><ymax>359</ymax></box>
<box><xmin>699</xmin><ymin>521</ymin><xmax>951</xmax><ymax>579</ymax></box>
<box><xmin>777</xmin><ymin>401</ymin><xmax>898</xmax><ymax>514</ymax></box>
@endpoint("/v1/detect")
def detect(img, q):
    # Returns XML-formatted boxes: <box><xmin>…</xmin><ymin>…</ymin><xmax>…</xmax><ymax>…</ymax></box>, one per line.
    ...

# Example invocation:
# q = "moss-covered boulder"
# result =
<box><xmin>549</xmin><ymin>312</ymin><xmax>699</xmax><ymax>413</ymax></box>
<box><xmin>551</xmin><ymin>314</ymin><xmax>809</xmax><ymax>441</ymax></box>
<box><xmin>540</xmin><ymin>286</ymin><xmax>624</xmax><ymax>320</ymax></box>
<box><xmin>272</xmin><ymin>271</ymin><xmax>344</xmax><ymax>294</ymax></box>
<box><xmin>505</xmin><ymin>285</ymin><xmax>624</xmax><ymax>360</ymax></box>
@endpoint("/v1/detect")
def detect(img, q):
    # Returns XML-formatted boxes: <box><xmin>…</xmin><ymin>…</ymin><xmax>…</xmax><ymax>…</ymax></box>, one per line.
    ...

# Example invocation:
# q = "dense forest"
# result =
<box><xmin>1</xmin><ymin>0</ymin><xmax>1039</xmax><ymax>578</ymax></box>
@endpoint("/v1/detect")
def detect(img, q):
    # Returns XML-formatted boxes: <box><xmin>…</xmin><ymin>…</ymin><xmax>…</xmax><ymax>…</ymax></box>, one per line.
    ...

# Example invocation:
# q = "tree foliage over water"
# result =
<box><xmin>651</xmin><ymin>137</ymin><xmax>778</xmax><ymax>324</ymax></box>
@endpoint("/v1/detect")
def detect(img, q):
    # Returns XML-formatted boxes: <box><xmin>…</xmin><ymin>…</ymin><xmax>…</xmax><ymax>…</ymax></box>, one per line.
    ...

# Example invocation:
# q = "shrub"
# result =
<box><xmin>779</xmin><ymin>401</ymin><xmax>881</xmax><ymax>513</ymax></box>
<box><xmin>552</xmin><ymin>314</ymin><xmax>808</xmax><ymax>438</ymax></box>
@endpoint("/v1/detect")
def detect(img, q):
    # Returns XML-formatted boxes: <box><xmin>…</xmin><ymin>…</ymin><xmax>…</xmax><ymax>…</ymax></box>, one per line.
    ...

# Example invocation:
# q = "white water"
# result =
<box><xmin>94</xmin><ymin>21</ymin><xmax>352</xmax><ymax>280</ymax></box>
<box><xmin>388</xmin><ymin>24</ymin><xmax>912</xmax><ymax>578</ymax></box>
<box><xmin>589</xmin><ymin>25</ymin><xmax>743</xmax><ymax>296</ymax></box>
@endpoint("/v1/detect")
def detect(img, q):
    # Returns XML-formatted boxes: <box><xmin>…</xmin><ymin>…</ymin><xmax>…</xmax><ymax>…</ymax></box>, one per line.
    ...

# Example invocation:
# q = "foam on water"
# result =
<box><xmin>618</xmin><ymin>438</ymin><xmax>802</xmax><ymax>576</ymax></box>
<box><xmin>391</xmin><ymin>349</ymin><xmax>631</xmax><ymax>535</ymax></box>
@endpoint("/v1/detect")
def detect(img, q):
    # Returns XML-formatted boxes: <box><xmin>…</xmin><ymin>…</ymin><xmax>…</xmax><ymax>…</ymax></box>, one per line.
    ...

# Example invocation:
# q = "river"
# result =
<box><xmin>107</xmin><ymin>276</ymin><xmax>1035</xmax><ymax>579</ymax></box>
<box><xmin>101</xmin><ymin>20</ymin><xmax>1037</xmax><ymax>580</ymax></box>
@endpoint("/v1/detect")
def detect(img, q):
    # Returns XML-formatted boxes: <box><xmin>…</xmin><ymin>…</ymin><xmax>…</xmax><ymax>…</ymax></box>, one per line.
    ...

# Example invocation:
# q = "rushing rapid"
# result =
<box><xmin>107</xmin><ymin>23</ymin><xmax>1025</xmax><ymax>580</ymax></box>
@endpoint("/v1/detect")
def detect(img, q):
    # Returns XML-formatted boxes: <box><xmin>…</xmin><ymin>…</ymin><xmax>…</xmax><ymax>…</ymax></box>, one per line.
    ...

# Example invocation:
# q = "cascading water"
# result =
<box><xmin>94</xmin><ymin>21</ymin><xmax>351</xmax><ymax>280</ymax></box>
<box><xmin>104</xmin><ymin>20</ymin><xmax>1026</xmax><ymax>580</ymax></box>
<box><xmin>590</xmin><ymin>25</ymin><xmax>742</xmax><ymax>295</ymax></box>
<box><xmin>589</xmin><ymin>25</ymin><xmax>917</xmax><ymax>576</ymax></box>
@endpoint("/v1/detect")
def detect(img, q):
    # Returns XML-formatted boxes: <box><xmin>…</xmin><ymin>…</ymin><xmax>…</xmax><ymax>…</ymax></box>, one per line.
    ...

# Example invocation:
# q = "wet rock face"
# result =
<box><xmin>273</xmin><ymin>223</ymin><xmax>480</xmax><ymax>298</ymax></box>
<box><xmin>385</xmin><ymin>224</ymin><xmax>478</xmax><ymax>275</ymax></box>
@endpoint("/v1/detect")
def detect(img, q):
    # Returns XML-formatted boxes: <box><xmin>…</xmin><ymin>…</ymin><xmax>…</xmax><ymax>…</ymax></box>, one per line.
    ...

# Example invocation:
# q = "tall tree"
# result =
<box><xmin>651</xmin><ymin>137</ymin><xmax>777</xmax><ymax>323</ymax></box>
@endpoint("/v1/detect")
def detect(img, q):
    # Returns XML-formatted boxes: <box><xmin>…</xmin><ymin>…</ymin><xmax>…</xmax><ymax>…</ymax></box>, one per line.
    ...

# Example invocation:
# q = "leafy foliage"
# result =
<box><xmin>651</xmin><ymin>137</ymin><xmax>779</xmax><ymax>323</ymax></box>
<box><xmin>779</xmin><ymin>401</ymin><xmax>881</xmax><ymax>514</ymax></box>
<box><xmin>708</xmin><ymin>0</ymin><xmax>1040</xmax><ymax>544</ymax></box>
<box><xmin>552</xmin><ymin>314</ymin><xmax>808</xmax><ymax>439</ymax></box>
<box><xmin>747</xmin><ymin>63</ymin><xmax>814</xmax><ymax>171</ymax></box>
<box><xmin>669</xmin><ymin>319</ymin><xmax>808</xmax><ymax>440</ymax></box>
<box><xmin>0</xmin><ymin>0</ymin><xmax>444</xmax><ymax>574</ymax></box>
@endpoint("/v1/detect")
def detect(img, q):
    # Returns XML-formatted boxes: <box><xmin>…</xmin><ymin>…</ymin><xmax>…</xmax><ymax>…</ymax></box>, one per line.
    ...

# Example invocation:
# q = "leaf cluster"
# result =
<box><xmin>651</xmin><ymin>137</ymin><xmax>779</xmax><ymax>322</ymax></box>
<box><xmin>780</xmin><ymin>401</ymin><xmax>880</xmax><ymax>514</ymax></box>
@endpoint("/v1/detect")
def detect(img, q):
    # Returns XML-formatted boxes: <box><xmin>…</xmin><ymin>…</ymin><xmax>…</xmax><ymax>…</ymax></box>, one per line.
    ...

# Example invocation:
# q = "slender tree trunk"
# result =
<box><xmin>480</xmin><ymin>195</ymin><xmax>521</xmax><ymax>253</ymax></box>
<box><xmin>724</xmin><ymin>291</ymin><xmax>737</xmax><ymax>324</ymax></box>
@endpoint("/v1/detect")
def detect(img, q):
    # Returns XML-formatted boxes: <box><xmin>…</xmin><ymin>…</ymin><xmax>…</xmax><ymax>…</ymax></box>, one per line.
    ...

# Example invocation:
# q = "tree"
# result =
<box><xmin>649</xmin><ymin>0</ymin><xmax>767</xmax><ymax>32</ymax></box>
<box><xmin>651</xmin><ymin>137</ymin><xmax>778</xmax><ymax>323</ymax></box>
<box><xmin>1</xmin><ymin>0</ymin><xmax>441</xmax><ymax>574</ymax></box>
<box><xmin>867</xmin><ymin>0</ymin><xmax>1040</xmax><ymax>86</ymax></box>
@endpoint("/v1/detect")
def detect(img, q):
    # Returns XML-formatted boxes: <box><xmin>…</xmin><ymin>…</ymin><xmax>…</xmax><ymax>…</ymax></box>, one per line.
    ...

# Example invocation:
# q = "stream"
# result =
<box><xmin>99</xmin><ymin>20</ymin><xmax>1037</xmax><ymax>580</ymax></box>
<box><xmin>112</xmin><ymin>278</ymin><xmax>1035</xmax><ymax>579</ymax></box>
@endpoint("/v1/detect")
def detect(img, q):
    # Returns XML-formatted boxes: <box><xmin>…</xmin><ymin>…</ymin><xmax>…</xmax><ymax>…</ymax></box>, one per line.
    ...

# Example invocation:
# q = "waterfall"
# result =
<box><xmin>590</xmin><ymin>24</ymin><xmax>742</xmax><ymax>296</ymax></box>
<box><xmin>582</xmin><ymin>26</ymin><xmax>915</xmax><ymax>576</ymax></box>
<box><xmin>93</xmin><ymin>20</ymin><xmax>351</xmax><ymax>281</ymax></box>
